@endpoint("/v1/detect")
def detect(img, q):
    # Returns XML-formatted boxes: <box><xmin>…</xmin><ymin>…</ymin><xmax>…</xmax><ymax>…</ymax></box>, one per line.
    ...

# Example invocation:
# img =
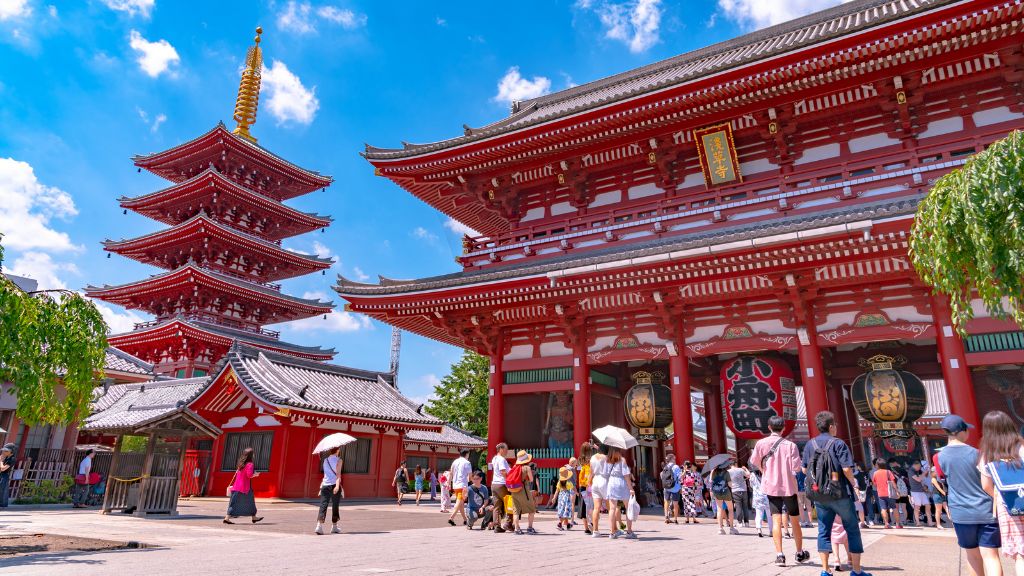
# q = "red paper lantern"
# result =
<box><xmin>720</xmin><ymin>355</ymin><xmax>797</xmax><ymax>440</ymax></box>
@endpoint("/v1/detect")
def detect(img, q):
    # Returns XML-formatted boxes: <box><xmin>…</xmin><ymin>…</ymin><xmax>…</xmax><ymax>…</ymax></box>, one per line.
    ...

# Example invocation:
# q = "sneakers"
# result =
<box><xmin>775</xmin><ymin>554</ymin><xmax>786</xmax><ymax>567</ymax></box>
<box><xmin>624</xmin><ymin>532</ymin><xmax>638</xmax><ymax>539</ymax></box>
<box><xmin>584</xmin><ymin>528</ymin><xmax>592</xmax><ymax>535</ymax></box>
<box><xmin>834</xmin><ymin>563</ymin><xmax>844</xmax><ymax>572</ymax></box>
<box><xmin>331</xmin><ymin>525</ymin><xmax>341</xmax><ymax>534</ymax></box>
<box><xmin>796</xmin><ymin>550</ymin><xmax>811</xmax><ymax>563</ymax></box>
<box><xmin>592</xmin><ymin>531</ymin><xmax>601</xmax><ymax>538</ymax></box>
<box><xmin>859</xmin><ymin>522</ymin><xmax>868</xmax><ymax>529</ymax></box>
<box><xmin>719</xmin><ymin>528</ymin><xmax>726</xmax><ymax>535</ymax></box>
<box><xmin>447</xmin><ymin>519</ymin><xmax>456</xmax><ymax>526</ymax></box>
<box><xmin>729</xmin><ymin>527</ymin><xmax>740</xmax><ymax>535</ymax></box>
<box><xmin>851</xmin><ymin>571</ymin><xmax>874</xmax><ymax>576</ymax></box>
<box><xmin>514</xmin><ymin>529</ymin><xmax>525</xmax><ymax>535</ymax></box>
<box><xmin>556</xmin><ymin>525</ymin><xmax>565</xmax><ymax>531</ymax></box>
<box><xmin>494</xmin><ymin>527</ymin><xmax>506</xmax><ymax>534</ymax></box>
<box><xmin>610</xmin><ymin>530</ymin><xmax>621</xmax><ymax>539</ymax></box>
<box><xmin>526</xmin><ymin>527</ymin><xmax>537</xmax><ymax>535</ymax></box>
<box><xmin>314</xmin><ymin>524</ymin><xmax>324</xmax><ymax>535</ymax></box>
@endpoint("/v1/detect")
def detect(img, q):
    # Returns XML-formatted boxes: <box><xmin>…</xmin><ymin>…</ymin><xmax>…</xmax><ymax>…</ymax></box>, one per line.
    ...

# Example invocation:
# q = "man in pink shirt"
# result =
<box><xmin>749</xmin><ymin>415</ymin><xmax>810</xmax><ymax>567</ymax></box>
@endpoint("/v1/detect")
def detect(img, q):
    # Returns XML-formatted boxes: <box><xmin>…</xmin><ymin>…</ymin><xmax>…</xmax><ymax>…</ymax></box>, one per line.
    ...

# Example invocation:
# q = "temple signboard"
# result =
<box><xmin>694</xmin><ymin>122</ymin><xmax>742</xmax><ymax>188</ymax></box>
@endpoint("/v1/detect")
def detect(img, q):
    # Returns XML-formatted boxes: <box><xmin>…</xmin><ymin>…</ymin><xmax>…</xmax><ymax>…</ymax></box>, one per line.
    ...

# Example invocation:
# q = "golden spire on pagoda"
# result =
<box><xmin>232</xmin><ymin>27</ymin><xmax>263</xmax><ymax>143</ymax></box>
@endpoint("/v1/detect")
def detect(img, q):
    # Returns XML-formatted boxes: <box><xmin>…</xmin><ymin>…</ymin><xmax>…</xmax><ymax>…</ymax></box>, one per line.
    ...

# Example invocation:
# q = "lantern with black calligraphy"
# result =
<box><xmin>720</xmin><ymin>355</ymin><xmax>797</xmax><ymax>440</ymax></box>
<box><xmin>624</xmin><ymin>371</ymin><xmax>672</xmax><ymax>441</ymax></box>
<box><xmin>851</xmin><ymin>354</ymin><xmax>927</xmax><ymax>440</ymax></box>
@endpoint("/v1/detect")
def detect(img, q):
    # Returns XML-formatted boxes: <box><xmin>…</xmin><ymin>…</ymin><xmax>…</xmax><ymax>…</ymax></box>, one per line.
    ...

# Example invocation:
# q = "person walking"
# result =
<box><xmin>889</xmin><ymin>458</ymin><xmax>911</xmax><ymax>526</ymax></box>
<box><xmin>490</xmin><ymin>442</ymin><xmax>511</xmax><ymax>533</ymax></box>
<box><xmin>795</xmin><ymin>469</ymin><xmax>813</xmax><ymax>527</ymax></box>
<box><xmin>413</xmin><ymin>465</ymin><xmax>425</xmax><ymax>505</ymax></box>
<box><xmin>871</xmin><ymin>459</ymin><xmax>900</xmax><ymax>529</ymax></box>
<box><xmin>710</xmin><ymin>465</ymin><xmax>737</xmax><ymax>535</ymax></box>
<box><xmin>438</xmin><ymin>470</ymin><xmax>451</xmax><ymax>513</ymax></box>
<box><xmin>605</xmin><ymin>446</ymin><xmax>636</xmax><ymax>539</ymax></box>
<box><xmin>0</xmin><ymin>444</ymin><xmax>13</xmax><ymax>508</ymax></box>
<box><xmin>751</xmin><ymin>470</ymin><xmax>771</xmax><ymax>538</ymax></box>
<box><xmin>801</xmin><ymin>411</ymin><xmax>871</xmax><ymax>576</ymax></box>
<box><xmin>680</xmin><ymin>461</ymin><xmax>701</xmax><ymax>524</ymax></box>
<box><xmin>727</xmin><ymin>461</ymin><xmax>751</xmax><ymax>527</ymax></box>
<box><xmin>979</xmin><ymin>410</ymin><xmax>1024</xmax><ymax>575</ymax></box>
<box><xmin>427</xmin><ymin>467</ymin><xmax>437</xmax><ymax>501</ymax></box>
<box><xmin>939</xmin><ymin>414</ymin><xmax>1001</xmax><ymax>576</ymax></box>
<box><xmin>73</xmin><ymin>449</ymin><xmax>94</xmax><ymax>509</ymax></box>
<box><xmin>577</xmin><ymin>441</ymin><xmax>595</xmax><ymax>534</ymax></box>
<box><xmin>554</xmin><ymin>466</ymin><xmax>575</xmax><ymax>531</ymax></box>
<box><xmin>908</xmin><ymin>460</ymin><xmax>933</xmax><ymax>527</ymax></box>
<box><xmin>749</xmin><ymin>415</ymin><xmax>810</xmax><ymax>566</ymax></box>
<box><xmin>224</xmin><ymin>447</ymin><xmax>263</xmax><ymax>524</ymax></box>
<box><xmin>661</xmin><ymin>454</ymin><xmax>681</xmax><ymax>524</ymax></box>
<box><xmin>392</xmin><ymin>461</ymin><xmax>409</xmax><ymax>506</ymax></box>
<box><xmin>930</xmin><ymin>466</ymin><xmax>949</xmax><ymax>530</ymax></box>
<box><xmin>447</xmin><ymin>449</ymin><xmax>472</xmax><ymax>526</ymax></box>
<box><xmin>590</xmin><ymin>445</ymin><xmax>610</xmax><ymax>537</ymax></box>
<box><xmin>853</xmin><ymin>463</ymin><xmax>870</xmax><ymax>528</ymax></box>
<box><xmin>314</xmin><ymin>447</ymin><xmax>343</xmax><ymax>535</ymax></box>
<box><xmin>508</xmin><ymin>450</ymin><xmax>537</xmax><ymax>535</ymax></box>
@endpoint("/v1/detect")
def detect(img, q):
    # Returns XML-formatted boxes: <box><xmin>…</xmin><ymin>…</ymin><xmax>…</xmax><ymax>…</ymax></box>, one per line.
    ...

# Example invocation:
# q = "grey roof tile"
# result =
<box><xmin>405</xmin><ymin>424</ymin><xmax>486</xmax><ymax>448</ymax></box>
<box><xmin>83</xmin><ymin>377</ymin><xmax>213</xmax><ymax>433</ymax></box>
<box><xmin>103</xmin><ymin>347</ymin><xmax>154</xmax><ymax>376</ymax></box>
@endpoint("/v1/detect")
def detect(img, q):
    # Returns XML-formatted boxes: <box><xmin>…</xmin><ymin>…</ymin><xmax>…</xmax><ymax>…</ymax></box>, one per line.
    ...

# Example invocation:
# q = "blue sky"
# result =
<box><xmin>0</xmin><ymin>0</ymin><xmax>843</xmax><ymax>403</ymax></box>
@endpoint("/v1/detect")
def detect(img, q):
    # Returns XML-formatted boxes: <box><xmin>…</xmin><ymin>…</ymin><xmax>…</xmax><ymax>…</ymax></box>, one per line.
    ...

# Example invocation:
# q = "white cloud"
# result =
<box><xmin>101</xmin><ymin>0</ymin><xmax>154</xmax><ymax>18</ymax></box>
<box><xmin>494</xmin><ymin>67</ymin><xmax>551</xmax><ymax>107</ymax></box>
<box><xmin>352</xmin><ymin>266</ymin><xmax>369</xmax><ymax>282</ymax></box>
<box><xmin>589</xmin><ymin>0</ymin><xmax>662</xmax><ymax>53</ymax></box>
<box><xmin>261</xmin><ymin>60</ymin><xmax>319</xmax><ymax>126</ymax></box>
<box><xmin>92</xmin><ymin>301</ymin><xmax>147</xmax><ymax>334</ymax></box>
<box><xmin>136</xmin><ymin>107</ymin><xmax>166</xmax><ymax>132</ymax></box>
<box><xmin>47</xmin><ymin>4</ymin><xmax>56</xmax><ymax>18</ymax></box>
<box><xmin>277</xmin><ymin>2</ymin><xmax>366</xmax><ymax>34</ymax></box>
<box><xmin>435</xmin><ymin>16</ymin><xmax>446</xmax><ymax>26</ymax></box>
<box><xmin>317</xmin><ymin>6</ymin><xmax>366</xmax><ymax>28</ymax></box>
<box><xmin>443</xmin><ymin>218</ymin><xmax>478</xmax><ymax>237</ymax></box>
<box><xmin>0</xmin><ymin>0</ymin><xmax>31</xmax><ymax>20</ymax></box>
<box><xmin>717</xmin><ymin>0</ymin><xmax>846</xmax><ymax>31</ymax></box>
<box><xmin>128</xmin><ymin>30</ymin><xmax>179</xmax><ymax>78</ymax></box>
<box><xmin>2</xmin><ymin>252</ymin><xmax>78</xmax><ymax>290</ymax></box>
<box><xmin>310</xmin><ymin>240</ymin><xmax>332</xmax><ymax>259</ymax></box>
<box><xmin>0</xmin><ymin>157</ymin><xmax>80</xmax><ymax>253</ymax></box>
<box><xmin>287</xmin><ymin>291</ymin><xmax>372</xmax><ymax>333</ymax></box>
<box><xmin>411</xmin><ymin>226</ymin><xmax>438</xmax><ymax>242</ymax></box>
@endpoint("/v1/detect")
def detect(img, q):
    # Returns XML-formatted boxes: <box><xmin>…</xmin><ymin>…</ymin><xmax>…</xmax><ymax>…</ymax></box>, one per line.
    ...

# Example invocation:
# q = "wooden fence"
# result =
<box><xmin>9</xmin><ymin>449</ymin><xmax>146</xmax><ymax>502</ymax></box>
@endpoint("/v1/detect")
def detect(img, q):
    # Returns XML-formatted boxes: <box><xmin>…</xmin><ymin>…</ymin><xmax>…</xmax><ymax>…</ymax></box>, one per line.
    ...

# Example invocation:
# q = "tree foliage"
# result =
<box><xmin>424</xmin><ymin>350</ymin><xmax>489</xmax><ymax>437</ymax></box>
<box><xmin>0</xmin><ymin>241</ymin><xmax>108</xmax><ymax>425</ymax></box>
<box><xmin>910</xmin><ymin>130</ymin><xmax>1024</xmax><ymax>334</ymax></box>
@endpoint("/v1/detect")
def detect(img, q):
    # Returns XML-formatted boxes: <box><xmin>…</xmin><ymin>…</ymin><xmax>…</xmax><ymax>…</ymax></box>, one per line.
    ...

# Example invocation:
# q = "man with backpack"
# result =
<box><xmin>391</xmin><ymin>461</ymin><xmax>409</xmax><ymax>506</ymax></box>
<box><xmin>749</xmin><ymin>415</ymin><xmax>810</xmax><ymax>567</ymax></box>
<box><xmin>506</xmin><ymin>450</ymin><xmax>537</xmax><ymax>535</ymax></box>
<box><xmin>801</xmin><ymin>411</ymin><xmax>872</xmax><ymax>576</ymax></box>
<box><xmin>661</xmin><ymin>454</ymin><xmax>681</xmax><ymax>524</ymax></box>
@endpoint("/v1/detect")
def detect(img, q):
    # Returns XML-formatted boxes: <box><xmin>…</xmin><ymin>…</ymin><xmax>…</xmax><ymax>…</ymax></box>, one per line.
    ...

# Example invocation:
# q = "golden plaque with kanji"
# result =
<box><xmin>693</xmin><ymin>122</ymin><xmax>743</xmax><ymax>188</ymax></box>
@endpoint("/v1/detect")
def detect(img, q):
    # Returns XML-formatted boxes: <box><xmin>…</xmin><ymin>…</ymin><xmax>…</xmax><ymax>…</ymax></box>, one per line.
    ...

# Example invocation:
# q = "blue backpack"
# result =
<box><xmin>987</xmin><ymin>460</ymin><xmax>1024</xmax><ymax>516</ymax></box>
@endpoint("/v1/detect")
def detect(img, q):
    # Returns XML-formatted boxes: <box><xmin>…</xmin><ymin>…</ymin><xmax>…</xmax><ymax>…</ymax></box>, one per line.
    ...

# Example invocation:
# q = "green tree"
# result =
<box><xmin>0</xmin><ymin>240</ymin><xmax>108</xmax><ymax>425</ymax></box>
<box><xmin>910</xmin><ymin>130</ymin><xmax>1024</xmax><ymax>335</ymax></box>
<box><xmin>425</xmin><ymin>350</ymin><xmax>489</xmax><ymax>437</ymax></box>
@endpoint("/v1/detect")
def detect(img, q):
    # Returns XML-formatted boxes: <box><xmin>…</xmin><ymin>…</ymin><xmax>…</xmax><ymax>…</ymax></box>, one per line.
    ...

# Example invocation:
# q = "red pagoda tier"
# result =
<box><xmin>89</xmin><ymin>29</ymin><xmax>337</xmax><ymax>377</ymax></box>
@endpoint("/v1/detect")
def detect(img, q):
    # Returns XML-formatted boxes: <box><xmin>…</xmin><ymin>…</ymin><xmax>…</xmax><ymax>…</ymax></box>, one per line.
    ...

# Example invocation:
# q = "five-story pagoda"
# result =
<box><xmin>88</xmin><ymin>28</ymin><xmax>336</xmax><ymax>378</ymax></box>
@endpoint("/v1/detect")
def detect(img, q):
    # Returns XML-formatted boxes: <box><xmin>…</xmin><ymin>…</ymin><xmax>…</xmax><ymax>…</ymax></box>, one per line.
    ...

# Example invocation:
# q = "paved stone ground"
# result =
<box><xmin>0</xmin><ymin>499</ymin><xmax>988</xmax><ymax>575</ymax></box>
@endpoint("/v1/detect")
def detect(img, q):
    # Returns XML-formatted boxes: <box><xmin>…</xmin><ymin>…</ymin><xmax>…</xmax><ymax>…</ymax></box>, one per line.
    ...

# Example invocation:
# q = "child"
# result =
<box><xmin>439</xmin><ymin>471</ymin><xmax>451</xmax><ymax>513</ymax></box>
<box><xmin>750</xmin><ymin>469</ymin><xmax>771</xmax><ymax>538</ymax></box>
<box><xmin>466</xmin><ymin>471</ymin><xmax>492</xmax><ymax>530</ymax></box>
<box><xmin>554</xmin><ymin>466</ymin><xmax>575</xmax><ymax>531</ymax></box>
<box><xmin>831</xmin><ymin>515</ymin><xmax>850</xmax><ymax>572</ymax></box>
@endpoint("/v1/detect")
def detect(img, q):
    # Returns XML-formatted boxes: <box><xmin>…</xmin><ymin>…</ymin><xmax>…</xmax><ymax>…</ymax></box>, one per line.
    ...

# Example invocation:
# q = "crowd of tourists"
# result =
<box><xmin>203</xmin><ymin>406</ymin><xmax>1024</xmax><ymax>576</ymax></box>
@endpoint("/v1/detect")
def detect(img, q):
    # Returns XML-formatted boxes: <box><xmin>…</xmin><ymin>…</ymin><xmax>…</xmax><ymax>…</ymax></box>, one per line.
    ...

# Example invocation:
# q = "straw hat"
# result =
<box><xmin>515</xmin><ymin>450</ymin><xmax>532</xmax><ymax>465</ymax></box>
<box><xmin>558</xmin><ymin>466</ymin><xmax>572</xmax><ymax>482</ymax></box>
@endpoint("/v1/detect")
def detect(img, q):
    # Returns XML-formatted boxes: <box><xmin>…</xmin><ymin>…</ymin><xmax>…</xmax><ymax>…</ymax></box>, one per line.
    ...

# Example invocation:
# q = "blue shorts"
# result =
<box><xmin>877</xmin><ymin>496</ymin><xmax>895</xmax><ymax>510</ymax></box>
<box><xmin>953</xmin><ymin>522</ymin><xmax>1001</xmax><ymax>550</ymax></box>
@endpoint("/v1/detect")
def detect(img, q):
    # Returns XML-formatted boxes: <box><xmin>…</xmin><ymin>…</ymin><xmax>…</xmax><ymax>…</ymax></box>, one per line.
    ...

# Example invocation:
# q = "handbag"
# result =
<box><xmin>226</xmin><ymin>470</ymin><xmax>238</xmax><ymax>497</ymax></box>
<box><xmin>988</xmin><ymin>460</ymin><xmax>1024</xmax><ymax>516</ymax></box>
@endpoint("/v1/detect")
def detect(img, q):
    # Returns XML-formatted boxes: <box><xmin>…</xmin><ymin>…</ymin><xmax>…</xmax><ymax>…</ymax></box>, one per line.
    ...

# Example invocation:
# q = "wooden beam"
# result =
<box><xmin>101</xmin><ymin>434</ymin><xmax>123</xmax><ymax>515</ymax></box>
<box><xmin>134</xmin><ymin>433</ymin><xmax>158</xmax><ymax>517</ymax></box>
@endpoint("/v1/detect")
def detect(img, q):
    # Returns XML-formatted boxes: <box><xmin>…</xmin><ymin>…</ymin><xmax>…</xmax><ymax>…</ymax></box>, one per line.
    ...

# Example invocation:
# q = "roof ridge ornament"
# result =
<box><xmin>232</xmin><ymin>27</ymin><xmax>263</xmax><ymax>143</ymax></box>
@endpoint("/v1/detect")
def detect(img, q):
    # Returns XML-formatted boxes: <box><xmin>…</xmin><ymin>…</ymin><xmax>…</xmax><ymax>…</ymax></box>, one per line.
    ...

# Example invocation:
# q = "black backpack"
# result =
<box><xmin>660</xmin><ymin>466</ymin><xmax>677</xmax><ymax>490</ymax></box>
<box><xmin>806</xmin><ymin>438</ymin><xmax>844</xmax><ymax>503</ymax></box>
<box><xmin>711</xmin><ymin>470</ymin><xmax>730</xmax><ymax>498</ymax></box>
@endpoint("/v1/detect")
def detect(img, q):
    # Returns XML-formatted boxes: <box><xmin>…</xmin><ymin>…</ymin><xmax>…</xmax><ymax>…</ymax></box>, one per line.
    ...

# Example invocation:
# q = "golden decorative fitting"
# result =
<box><xmin>487</xmin><ymin>189</ymin><xmax>495</xmax><ymax>200</ymax></box>
<box><xmin>896</xmin><ymin>91</ymin><xmax>907</xmax><ymax>105</ymax></box>
<box><xmin>557</xmin><ymin>173</ymin><xmax>565</xmax><ymax>185</ymax></box>
<box><xmin>232</xmin><ymin>27</ymin><xmax>263</xmax><ymax>143</ymax></box>
<box><xmin>647</xmin><ymin>152</ymin><xmax>657</xmax><ymax>165</ymax></box>
<box><xmin>768</xmin><ymin>121</ymin><xmax>778</xmax><ymax>134</ymax></box>
<box><xmin>374</xmin><ymin>167</ymin><xmax>382</xmax><ymax>176</ymax></box>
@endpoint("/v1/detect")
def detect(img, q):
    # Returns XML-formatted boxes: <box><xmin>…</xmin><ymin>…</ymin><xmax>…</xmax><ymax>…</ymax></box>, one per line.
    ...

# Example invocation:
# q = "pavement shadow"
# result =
<box><xmin>0</xmin><ymin>546</ymin><xmax>156</xmax><ymax>568</ymax></box>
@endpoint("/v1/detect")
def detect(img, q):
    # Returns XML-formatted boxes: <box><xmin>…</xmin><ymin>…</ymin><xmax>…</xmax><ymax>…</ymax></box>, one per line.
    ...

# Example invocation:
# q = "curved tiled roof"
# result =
<box><xmin>224</xmin><ymin>344</ymin><xmax>441</xmax><ymax>428</ymax></box>
<box><xmin>364</xmin><ymin>0</ymin><xmax>951</xmax><ymax>159</ymax></box>
<box><xmin>104</xmin><ymin>347</ymin><xmax>154</xmax><ymax>376</ymax></box>
<box><xmin>83</xmin><ymin>377</ymin><xmax>218</xmax><ymax>435</ymax></box>
<box><xmin>405</xmin><ymin>424</ymin><xmax>486</xmax><ymax>448</ymax></box>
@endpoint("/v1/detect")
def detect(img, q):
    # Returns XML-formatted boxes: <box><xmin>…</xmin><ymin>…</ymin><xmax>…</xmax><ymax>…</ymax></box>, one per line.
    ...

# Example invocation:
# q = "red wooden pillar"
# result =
<box><xmin>827</xmin><ymin>382</ymin><xmax>851</xmax><ymax>444</ymax></box>
<box><xmin>486</xmin><ymin>333</ymin><xmax>505</xmax><ymax>464</ymax></box>
<box><xmin>797</xmin><ymin>323</ymin><xmax>829</xmax><ymax>438</ymax></box>
<box><xmin>572</xmin><ymin>339</ymin><xmax>592</xmax><ymax>453</ymax></box>
<box><xmin>704</xmin><ymin>387</ymin><xmax>727</xmax><ymax>456</ymax></box>
<box><xmin>670</xmin><ymin>320</ymin><xmax>695</xmax><ymax>462</ymax></box>
<box><xmin>932</xmin><ymin>295</ymin><xmax>981</xmax><ymax>444</ymax></box>
<box><xmin>373</xmin><ymin>427</ymin><xmax>386</xmax><ymax>498</ymax></box>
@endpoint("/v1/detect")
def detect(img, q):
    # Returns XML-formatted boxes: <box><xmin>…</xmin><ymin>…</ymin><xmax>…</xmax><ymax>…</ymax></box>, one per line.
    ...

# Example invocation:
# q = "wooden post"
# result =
<box><xmin>101</xmin><ymin>434</ymin><xmax>123</xmax><ymax>514</ymax></box>
<box><xmin>486</xmin><ymin>333</ymin><xmax>505</xmax><ymax>470</ymax></box>
<box><xmin>572</xmin><ymin>337</ymin><xmax>592</xmax><ymax>454</ymax></box>
<box><xmin>172</xmin><ymin>432</ymin><xmax>190</xmax><ymax>515</ymax></box>
<box><xmin>670</xmin><ymin>315</ymin><xmax>696</xmax><ymax>463</ymax></box>
<box><xmin>134</xmin><ymin>433</ymin><xmax>158</xmax><ymax>517</ymax></box>
<box><xmin>932</xmin><ymin>294</ymin><xmax>981</xmax><ymax>444</ymax></box>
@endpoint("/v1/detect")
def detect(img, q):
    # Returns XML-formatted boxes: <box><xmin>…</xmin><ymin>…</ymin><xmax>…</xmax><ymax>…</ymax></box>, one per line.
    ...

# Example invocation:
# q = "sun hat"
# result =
<box><xmin>515</xmin><ymin>450</ymin><xmax>532</xmax><ymax>465</ymax></box>
<box><xmin>941</xmin><ymin>414</ymin><xmax>973</xmax><ymax>434</ymax></box>
<box><xmin>558</xmin><ymin>466</ymin><xmax>572</xmax><ymax>482</ymax></box>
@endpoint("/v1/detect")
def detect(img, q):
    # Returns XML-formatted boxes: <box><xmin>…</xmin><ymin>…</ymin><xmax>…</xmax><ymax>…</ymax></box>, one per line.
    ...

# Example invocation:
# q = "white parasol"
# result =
<box><xmin>592</xmin><ymin>425</ymin><xmax>639</xmax><ymax>449</ymax></box>
<box><xmin>312</xmin><ymin>432</ymin><xmax>357</xmax><ymax>455</ymax></box>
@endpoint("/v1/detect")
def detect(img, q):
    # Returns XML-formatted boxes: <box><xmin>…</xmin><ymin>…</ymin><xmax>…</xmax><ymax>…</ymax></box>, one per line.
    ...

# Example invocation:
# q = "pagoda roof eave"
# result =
<box><xmin>102</xmin><ymin>213</ymin><xmax>334</xmax><ymax>275</ymax></box>
<box><xmin>132</xmin><ymin>123</ymin><xmax>333</xmax><ymax>198</ymax></box>
<box><xmin>118</xmin><ymin>167</ymin><xmax>332</xmax><ymax>230</ymax></box>
<box><xmin>335</xmin><ymin>195</ymin><xmax>919</xmax><ymax>300</ymax></box>
<box><xmin>85</xmin><ymin>264</ymin><xmax>334</xmax><ymax>314</ymax></box>
<box><xmin>362</xmin><ymin>0</ymin><xmax>957</xmax><ymax>161</ymax></box>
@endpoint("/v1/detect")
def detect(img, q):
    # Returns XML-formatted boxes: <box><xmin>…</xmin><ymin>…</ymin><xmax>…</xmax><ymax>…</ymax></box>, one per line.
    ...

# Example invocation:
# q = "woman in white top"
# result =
<box><xmin>605</xmin><ymin>447</ymin><xmax>637</xmax><ymax>539</ymax></box>
<box><xmin>589</xmin><ymin>448</ymin><xmax>609</xmax><ymax>538</ymax></box>
<box><xmin>315</xmin><ymin>447</ymin><xmax>343</xmax><ymax>535</ymax></box>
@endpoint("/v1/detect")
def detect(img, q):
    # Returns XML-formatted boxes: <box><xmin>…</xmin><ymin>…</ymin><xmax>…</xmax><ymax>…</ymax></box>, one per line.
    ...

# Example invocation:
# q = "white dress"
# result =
<box><xmin>606</xmin><ymin>461</ymin><xmax>631</xmax><ymax>502</ymax></box>
<box><xmin>590</xmin><ymin>455</ymin><xmax>609</xmax><ymax>500</ymax></box>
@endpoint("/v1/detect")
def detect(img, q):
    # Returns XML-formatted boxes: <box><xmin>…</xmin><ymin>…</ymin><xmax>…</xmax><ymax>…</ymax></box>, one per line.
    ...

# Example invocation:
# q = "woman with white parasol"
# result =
<box><xmin>591</xmin><ymin>425</ymin><xmax>639</xmax><ymax>539</ymax></box>
<box><xmin>312</xmin><ymin>433</ymin><xmax>355</xmax><ymax>535</ymax></box>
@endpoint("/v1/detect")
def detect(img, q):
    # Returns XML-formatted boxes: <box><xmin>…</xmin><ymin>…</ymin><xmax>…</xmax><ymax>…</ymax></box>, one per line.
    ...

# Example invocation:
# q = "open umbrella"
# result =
<box><xmin>701</xmin><ymin>453</ymin><xmax>734</xmax><ymax>476</ymax></box>
<box><xmin>592</xmin><ymin>425</ymin><xmax>639</xmax><ymax>450</ymax></box>
<box><xmin>312</xmin><ymin>432</ymin><xmax>357</xmax><ymax>455</ymax></box>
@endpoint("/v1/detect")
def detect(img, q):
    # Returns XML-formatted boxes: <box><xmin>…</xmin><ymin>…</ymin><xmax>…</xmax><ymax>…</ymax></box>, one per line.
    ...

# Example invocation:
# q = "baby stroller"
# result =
<box><xmin>86</xmin><ymin>473</ymin><xmax>104</xmax><ymax>506</ymax></box>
